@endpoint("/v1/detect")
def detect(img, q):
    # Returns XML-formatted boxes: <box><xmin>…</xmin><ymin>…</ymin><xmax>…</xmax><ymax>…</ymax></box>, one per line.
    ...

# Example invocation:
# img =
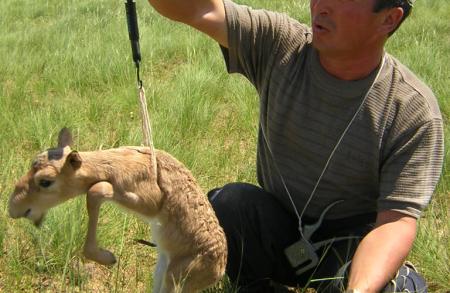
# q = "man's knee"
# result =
<box><xmin>207</xmin><ymin>182</ymin><xmax>267</xmax><ymax>216</ymax></box>
<box><xmin>208</xmin><ymin>182</ymin><xmax>262</xmax><ymax>201</ymax></box>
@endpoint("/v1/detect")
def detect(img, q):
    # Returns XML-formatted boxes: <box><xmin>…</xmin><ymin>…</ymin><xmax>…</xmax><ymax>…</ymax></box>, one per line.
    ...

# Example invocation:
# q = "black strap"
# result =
<box><xmin>134</xmin><ymin>238</ymin><xmax>157</xmax><ymax>247</ymax></box>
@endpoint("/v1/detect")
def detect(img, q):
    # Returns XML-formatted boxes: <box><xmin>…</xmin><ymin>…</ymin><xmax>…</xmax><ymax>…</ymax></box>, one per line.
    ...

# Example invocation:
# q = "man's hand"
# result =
<box><xmin>346</xmin><ymin>210</ymin><xmax>417</xmax><ymax>292</ymax></box>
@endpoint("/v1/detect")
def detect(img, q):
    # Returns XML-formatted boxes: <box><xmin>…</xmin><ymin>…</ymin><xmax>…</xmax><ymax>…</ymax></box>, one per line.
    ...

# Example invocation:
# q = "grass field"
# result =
<box><xmin>0</xmin><ymin>0</ymin><xmax>449</xmax><ymax>292</ymax></box>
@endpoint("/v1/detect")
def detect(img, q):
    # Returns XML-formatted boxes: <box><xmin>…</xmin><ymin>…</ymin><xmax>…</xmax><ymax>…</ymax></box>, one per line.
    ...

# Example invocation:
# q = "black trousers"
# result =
<box><xmin>208</xmin><ymin>182</ymin><xmax>427</xmax><ymax>293</ymax></box>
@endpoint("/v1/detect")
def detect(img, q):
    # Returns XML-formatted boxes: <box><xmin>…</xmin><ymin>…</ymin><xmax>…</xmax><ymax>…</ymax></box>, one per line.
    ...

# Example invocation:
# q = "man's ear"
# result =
<box><xmin>379</xmin><ymin>7</ymin><xmax>404</xmax><ymax>36</ymax></box>
<box><xmin>57</xmin><ymin>127</ymin><xmax>73</xmax><ymax>148</ymax></box>
<box><xmin>66</xmin><ymin>151</ymin><xmax>82</xmax><ymax>170</ymax></box>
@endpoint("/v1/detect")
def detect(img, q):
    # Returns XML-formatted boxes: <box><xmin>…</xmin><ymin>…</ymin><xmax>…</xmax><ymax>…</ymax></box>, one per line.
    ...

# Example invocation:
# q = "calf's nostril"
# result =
<box><xmin>24</xmin><ymin>209</ymin><xmax>31</xmax><ymax>218</ymax></box>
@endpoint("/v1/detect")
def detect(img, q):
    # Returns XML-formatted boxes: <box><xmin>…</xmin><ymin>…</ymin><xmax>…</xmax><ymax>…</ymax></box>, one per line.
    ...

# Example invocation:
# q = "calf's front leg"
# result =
<box><xmin>83</xmin><ymin>181</ymin><xmax>116</xmax><ymax>265</ymax></box>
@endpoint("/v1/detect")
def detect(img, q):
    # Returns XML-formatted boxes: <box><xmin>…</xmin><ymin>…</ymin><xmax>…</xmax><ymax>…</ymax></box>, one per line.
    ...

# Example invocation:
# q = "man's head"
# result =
<box><xmin>310</xmin><ymin>0</ymin><xmax>413</xmax><ymax>58</ymax></box>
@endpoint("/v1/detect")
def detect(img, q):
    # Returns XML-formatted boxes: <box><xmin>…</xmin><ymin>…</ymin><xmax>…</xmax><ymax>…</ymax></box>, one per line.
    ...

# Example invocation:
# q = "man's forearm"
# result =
<box><xmin>147</xmin><ymin>0</ymin><xmax>228</xmax><ymax>46</ymax></box>
<box><xmin>147</xmin><ymin>0</ymin><xmax>219</xmax><ymax>23</ymax></box>
<box><xmin>148</xmin><ymin>0</ymin><xmax>197</xmax><ymax>22</ymax></box>
<box><xmin>347</xmin><ymin>211</ymin><xmax>417</xmax><ymax>292</ymax></box>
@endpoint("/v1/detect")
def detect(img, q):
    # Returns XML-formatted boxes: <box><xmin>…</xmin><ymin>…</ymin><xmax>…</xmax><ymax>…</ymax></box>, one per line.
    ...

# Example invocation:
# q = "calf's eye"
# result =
<box><xmin>39</xmin><ymin>180</ymin><xmax>54</xmax><ymax>188</ymax></box>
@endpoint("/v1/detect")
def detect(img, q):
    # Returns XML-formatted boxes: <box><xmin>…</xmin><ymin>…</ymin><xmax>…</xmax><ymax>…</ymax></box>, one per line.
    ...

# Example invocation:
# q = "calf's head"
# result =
<box><xmin>8</xmin><ymin>128</ymin><xmax>82</xmax><ymax>226</ymax></box>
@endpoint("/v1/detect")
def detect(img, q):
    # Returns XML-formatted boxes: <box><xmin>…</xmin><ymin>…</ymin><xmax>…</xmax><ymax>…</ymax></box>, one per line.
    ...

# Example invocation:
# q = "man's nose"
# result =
<box><xmin>311</xmin><ymin>0</ymin><xmax>332</xmax><ymax>15</ymax></box>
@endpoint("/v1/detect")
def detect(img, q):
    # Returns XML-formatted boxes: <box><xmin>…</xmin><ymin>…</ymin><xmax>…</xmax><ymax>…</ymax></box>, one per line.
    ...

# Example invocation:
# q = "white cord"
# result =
<box><xmin>138</xmin><ymin>86</ymin><xmax>157</xmax><ymax>176</ymax></box>
<box><xmin>260</xmin><ymin>56</ymin><xmax>386</xmax><ymax>233</ymax></box>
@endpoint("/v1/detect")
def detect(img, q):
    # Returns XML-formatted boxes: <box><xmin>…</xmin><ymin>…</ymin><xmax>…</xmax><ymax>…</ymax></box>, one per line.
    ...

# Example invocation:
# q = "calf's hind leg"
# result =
<box><xmin>163</xmin><ymin>255</ymin><xmax>212</xmax><ymax>293</ymax></box>
<box><xmin>152</xmin><ymin>251</ymin><xmax>168</xmax><ymax>293</ymax></box>
<box><xmin>83</xmin><ymin>181</ymin><xmax>116</xmax><ymax>265</ymax></box>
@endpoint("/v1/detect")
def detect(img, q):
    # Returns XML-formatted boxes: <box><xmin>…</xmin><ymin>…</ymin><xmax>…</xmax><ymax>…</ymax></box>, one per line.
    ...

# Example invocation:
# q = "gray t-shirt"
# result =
<box><xmin>220</xmin><ymin>0</ymin><xmax>444</xmax><ymax>219</ymax></box>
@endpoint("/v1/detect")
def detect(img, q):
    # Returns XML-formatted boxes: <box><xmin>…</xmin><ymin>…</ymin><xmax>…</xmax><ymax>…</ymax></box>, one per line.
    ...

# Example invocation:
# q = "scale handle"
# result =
<box><xmin>125</xmin><ymin>0</ymin><xmax>141</xmax><ymax>66</ymax></box>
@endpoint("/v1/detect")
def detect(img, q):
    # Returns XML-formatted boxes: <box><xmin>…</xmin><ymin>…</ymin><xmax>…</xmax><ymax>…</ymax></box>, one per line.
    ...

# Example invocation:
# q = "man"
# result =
<box><xmin>146</xmin><ymin>0</ymin><xmax>444</xmax><ymax>292</ymax></box>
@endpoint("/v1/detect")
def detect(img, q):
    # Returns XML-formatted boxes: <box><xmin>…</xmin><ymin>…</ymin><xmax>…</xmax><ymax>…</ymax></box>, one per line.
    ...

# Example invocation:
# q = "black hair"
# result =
<box><xmin>373</xmin><ymin>0</ymin><xmax>413</xmax><ymax>35</ymax></box>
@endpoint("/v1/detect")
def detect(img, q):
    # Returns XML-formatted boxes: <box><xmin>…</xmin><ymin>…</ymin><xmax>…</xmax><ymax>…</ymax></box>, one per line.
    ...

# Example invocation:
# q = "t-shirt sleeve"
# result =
<box><xmin>220</xmin><ymin>0</ymin><xmax>309</xmax><ymax>88</ymax></box>
<box><xmin>378</xmin><ymin>118</ymin><xmax>444</xmax><ymax>218</ymax></box>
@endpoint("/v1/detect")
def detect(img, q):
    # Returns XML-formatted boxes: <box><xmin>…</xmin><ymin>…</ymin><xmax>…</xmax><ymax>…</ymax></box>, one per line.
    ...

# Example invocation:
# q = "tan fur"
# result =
<box><xmin>8</xmin><ymin>128</ymin><xmax>227</xmax><ymax>293</ymax></box>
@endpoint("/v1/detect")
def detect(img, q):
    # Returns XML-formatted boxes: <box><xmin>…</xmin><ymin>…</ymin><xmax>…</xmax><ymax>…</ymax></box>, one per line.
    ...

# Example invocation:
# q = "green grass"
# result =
<box><xmin>0</xmin><ymin>0</ymin><xmax>449</xmax><ymax>292</ymax></box>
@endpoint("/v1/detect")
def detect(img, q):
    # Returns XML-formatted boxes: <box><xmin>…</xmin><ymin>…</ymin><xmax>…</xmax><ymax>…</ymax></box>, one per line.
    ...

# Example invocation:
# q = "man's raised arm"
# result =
<box><xmin>147</xmin><ymin>0</ymin><xmax>228</xmax><ymax>47</ymax></box>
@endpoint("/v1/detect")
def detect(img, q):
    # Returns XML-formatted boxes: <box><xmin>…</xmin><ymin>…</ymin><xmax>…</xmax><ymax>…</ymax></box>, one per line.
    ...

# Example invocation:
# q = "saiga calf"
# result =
<box><xmin>8</xmin><ymin>128</ymin><xmax>227</xmax><ymax>293</ymax></box>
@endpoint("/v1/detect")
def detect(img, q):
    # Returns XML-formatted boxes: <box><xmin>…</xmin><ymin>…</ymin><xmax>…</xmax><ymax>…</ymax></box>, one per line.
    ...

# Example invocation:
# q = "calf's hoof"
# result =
<box><xmin>84</xmin><ymin>248</ymin><xmax>117</xmax><ymax>266</ymax></box>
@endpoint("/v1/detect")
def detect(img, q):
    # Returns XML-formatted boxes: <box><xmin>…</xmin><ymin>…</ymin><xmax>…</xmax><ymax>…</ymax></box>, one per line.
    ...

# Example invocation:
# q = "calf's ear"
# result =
<box><xmin>57</xmin><ymin>128</ymin><xmax>73</xmax><ymax>148</ymax></box>
<box><xmin>66</xmin><ymin>151</ymin><xmax>82</xmax><ymax>170</ymax></box>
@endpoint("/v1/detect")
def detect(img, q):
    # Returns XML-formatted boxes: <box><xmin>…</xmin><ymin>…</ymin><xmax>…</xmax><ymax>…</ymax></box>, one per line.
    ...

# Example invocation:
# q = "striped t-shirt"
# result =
<box><xmin>220</xmin><ymin>0</ymin><xmax>444</xmax><ymax>219</ymax></box>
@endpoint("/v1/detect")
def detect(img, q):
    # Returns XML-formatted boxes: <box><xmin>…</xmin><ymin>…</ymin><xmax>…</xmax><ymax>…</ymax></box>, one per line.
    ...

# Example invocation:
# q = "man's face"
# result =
<box><xmin>310</xmin><ymin>0</ymin><xmax>386</xmax><ymax>56</ymax></box>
